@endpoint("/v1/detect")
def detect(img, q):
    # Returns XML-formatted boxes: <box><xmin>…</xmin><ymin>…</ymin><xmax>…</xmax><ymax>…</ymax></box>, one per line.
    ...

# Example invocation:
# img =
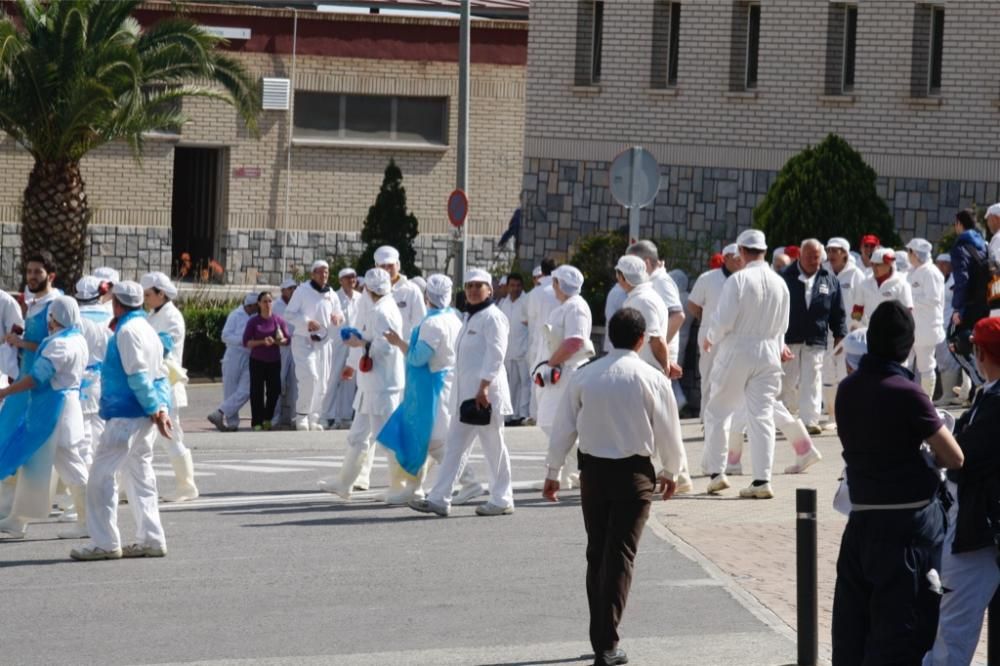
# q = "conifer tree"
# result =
<box><xmin>358</xmin><ymin>159</ymin><xmax>421</xmax><ymax>276</ymax></box>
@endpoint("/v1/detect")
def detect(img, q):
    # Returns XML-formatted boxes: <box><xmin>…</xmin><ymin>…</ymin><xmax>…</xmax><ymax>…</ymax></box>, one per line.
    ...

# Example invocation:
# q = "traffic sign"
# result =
<box><xmin>448</xmin><ymin>189</ymin><xmax>468</xmax><ymax>228</ymax></box>
<box><xmin>609</xmin><ymin>147</ymin><xmax>661</xmax><ymax>245</ymax></box>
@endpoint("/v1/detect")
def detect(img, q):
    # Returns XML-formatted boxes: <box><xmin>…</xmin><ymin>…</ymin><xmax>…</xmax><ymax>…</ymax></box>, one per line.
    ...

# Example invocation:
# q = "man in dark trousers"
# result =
<box><xmin>949</xmin><ymin>209</ymin><xmax>989</xmax><ymax>386</ymax></box>
<box><xmin>926</xmin><ymin>317</ymin><xmax>1000</xmax><ymax>664</ymax></box>
<box><xmin>543</xmin><ymin>307</ymin><xmax>684</xmax><ymax>666</ymax></box>
<box><xmin>832</xmin><ymin>300</ymin><xmax>964</xmax><ymax>665</ymax></box>
<box><xmin>779</xmin><ymin>238</ymin><xmax>846</xmax><ymax>435</ymax></box>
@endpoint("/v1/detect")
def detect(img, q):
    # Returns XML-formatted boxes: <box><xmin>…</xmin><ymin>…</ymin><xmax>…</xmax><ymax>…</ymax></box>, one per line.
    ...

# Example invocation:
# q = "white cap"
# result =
<box><xmin>552</xmin><ymin>265</ymin><xmax>584</xmax><ymax>296</ymax></box>
<box><xmin>498</xmin><ymin>275</ymin><xmax>508</xmax><ymax>287</ymax></box>
<box><xmin>987</xmin><ymin>203</ymin><xmax>1000</xmax><ymax>218</ymax></box>
<box><xmin>374</xmin><ymin>246</ymin><xmax>400</xmax><ymax>265</ymax></box>
<box><xmin>425</xmin><ymin>274</ymin><xmax>453</xmax><ymax>308</ymax></box>
<box><xmin>722</xmin><ymin>243</ymin><xmax>739</xmax><ymax>257</ymax></box>
<box><xmin>310</xmin><ymin>260</ymin><xmax>329</xmax><ymax>272</ymax></box>
<box><xmin>895</xmin><ymin>252</ymin><xmax>911</xmax><ymax>271</ymax></box>
<box><xmin>936</xmin><ymin>253</ymin><xmax>951</xmax><ymax>263</ymax></box>
<box><xmin>93</xmin><ymin>267</ymin><xmax>120</xmax><ymax>284</ymax></box>
<box><xmin>338</xmin><ymin>268</ymin><xmax>356</xmax><ymax>279</ymax></box>
<box><xmin>737</xmin><ymin>229</ymin><xmax>767</xmax><ymax>251</ymax></box>
<box><xmin>871</xmin><ymin>247</ymin><xmax>896</xmax><ymax>266</ymax></box>
<box><xmin>532</xmin><ymin>265</ymin><xmax>543</xmax><ymax>278</ymax></box>
<box><xmin>615</xmin><ymin>255</ymin><xmax>649</xmax><ymax>286</ymax></box>
<box><xmin>410</xmin><ymin>276</ymin><xmax>427</xmax><ymax>293</ymax></box>
<box><xmin>772</xmin><ymin>245</ymin><xmax>786</xmax><ymax>258</ymax></box>
<box><xmin>906</xmin><ymin>238</ymin><xmax>932</xmax><ymax>254</ymax></box>
<box><xmin>140</xmin><ymin>271</ymin><xmax>178</xmax><ymax>299</ymax></box>
<box><xmin>464</xmin><ymin>268</ymin><xmax>492</xmax><ymax>285</ymax></box>
<box><xmin>49</xmin><ymin>295</ymin><xmax>81</xmax><ymax>329</ymax></box>
<box><xmin>826</xmin><ymin>237</ymin><xmax>850</xmax><ymax>252</ymax></box>
<box><xmin>244</xmin><ymin>292</ymin><xmax>258</xmax><ymax>307</ymax></box>
<box><xmin>365</xmin><ymin>268</ymin><xmax>392</xmax><ymax>296</ymax></box>
<box><xmin>112</xmin><ymin>281</ymin><xmax>143</xmax><ymax>307</ymax></box>
<box><xmin>75</xmin><ymin>276</ymin><xmax>101</xmax><ymax>301</ymax></box>
<box><xmin>280</xmin><ymin>278</ymin><xmax>298</xmax><ymax>290</ymax></box>
<box><xmin>843</xmin><ymin>327</ymin><xmax>868</xmax><ymax>368</ymax></box>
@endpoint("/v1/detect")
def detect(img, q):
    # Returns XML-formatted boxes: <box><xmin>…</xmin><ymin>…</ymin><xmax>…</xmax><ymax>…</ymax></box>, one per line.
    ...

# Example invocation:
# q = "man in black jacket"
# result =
<box><xmin>949</xmin><ymin>210</ymin><xmax>989</xmax><ymax>387</ymax></box>
<box><xmin>925</xmin><ymin>317</ymin><xmax>1000</xmax><ymax>665</ymax></box>
<box><xmin>779</xmin><ymin>239</ymin><xmax>847</xmax><ymax>435</ymax></box>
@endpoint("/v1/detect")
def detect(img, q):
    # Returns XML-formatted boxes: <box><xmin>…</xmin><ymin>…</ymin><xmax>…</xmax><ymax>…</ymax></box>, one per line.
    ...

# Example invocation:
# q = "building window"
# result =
<box><xmin>729</xmin><ymin>2</ymin><xmax>761</xmax><ymax>92</ymax></box>
<box><xmin>574</xmin><ymin>1</ymin><xmax>604</xmax><ymax>86</ymax></box>
<box><xmin>825</xmin><ymin>3</ymin><xmax>858</xmax><ymax>95</ymax></box>
<box><xmin>293</xmin><ymin>92</ymin><xmax>448</xmax><ymax>146</ymax></box>
<box><xmin>911</xmin><ymin>4</ymin><xmax>945</xmax><ymax>97</ymax></box>
<box><xmin>651</xmin><ymin>1</ymin><xmax>681</xmax><ymax>89</ymax></box>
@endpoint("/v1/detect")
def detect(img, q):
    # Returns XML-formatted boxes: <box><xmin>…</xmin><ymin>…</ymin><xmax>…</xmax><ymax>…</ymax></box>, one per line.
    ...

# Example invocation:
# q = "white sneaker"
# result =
<box><xmin>453</xmin><ymin>482</ymin><xmax>487</xmax><ymax>505</ymax></box>
<box><xmin>122</xmin><ymin>542</ymin><xmax>167</xmax><ymax>558</ymax></box>
<box><xmin>294</xmin><ymin>417</ymin><xmax>310</xmax><ymax>431</ymax></box>
<box><xmin>706</xmin><ymin>474</ymin><xmax>730</xmax><ymax>494</ymax></box>
<box><xmin>784</xmin><ymin>447</ymin><xmax>823</xmax><ymax>475</ymax></box>
<box><xmin>70</xmin><ymin>545</ymin><xmax>123</xmax><ymax>561</ymax></box>
<box><xmin>309</xmin><ymin>421</ymin><xmax>325</xmax><ymax>432</ymax></box>
<box><xmin>58</xmin><ymin>508</ymin><xmax>78</xmax><ymax>523</ymax></box>
<box><xmin>475</xmin><ymin>502</ymin><xmax>514</xmax><ymax>516</ymax></box>
<box><xmin>409</xmin><ymin>498</ymin><xmax>449</xmax><ymax>517</ymax></box>
<box><xmin>383</xmin><ymin>489</ymin><xmax>419</xmax><ymax>506</ymax></box>
<box><xmin>739</xmin><ymin>482</ymin><xmax>774</xmax><ymax>499</ymax></box>
<box><xmin>674</xmin><ymin>472</ymin><xmax>693</xmax><ymax>494</ymax></box>
<box><xmin>0</xmin><ymin>517</ymin><xmax>27</xmax><ymax>539</ymax></box>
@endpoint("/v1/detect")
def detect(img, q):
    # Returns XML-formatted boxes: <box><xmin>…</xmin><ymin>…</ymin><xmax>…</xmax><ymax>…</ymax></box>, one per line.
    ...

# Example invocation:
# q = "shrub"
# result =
<box><xmin>753</xmin><ymin>133</ymin><xmax>900</xmax><ymax>250</ymax></box>
<box><xmin>178</xmin><ymin>297</ymin><xmax>239</xmax><ymax>379</ymax></box>
<box><xmin>357</xmin><ymin>159</ymin><xmax>421</xmax><ymax>276</ymax></box>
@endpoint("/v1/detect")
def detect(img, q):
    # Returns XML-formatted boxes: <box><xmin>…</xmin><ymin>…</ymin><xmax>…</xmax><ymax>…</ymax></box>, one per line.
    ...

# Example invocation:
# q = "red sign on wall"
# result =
<box><xmin>233</xmin><ymin>167</ymin><xmax>262</xmax><ymax>178</ymax></box>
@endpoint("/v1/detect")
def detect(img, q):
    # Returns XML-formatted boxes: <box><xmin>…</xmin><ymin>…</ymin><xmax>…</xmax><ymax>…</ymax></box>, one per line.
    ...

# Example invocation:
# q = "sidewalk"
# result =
<box><xmin>656</xmin><ymin>416</ymin><xmax>989</xmax><ymax>664</ymax></box>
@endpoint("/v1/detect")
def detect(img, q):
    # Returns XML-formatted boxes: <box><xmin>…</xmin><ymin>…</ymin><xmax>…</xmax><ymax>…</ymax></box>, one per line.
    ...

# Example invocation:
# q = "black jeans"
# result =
<box><xmin>578</xmin><ymin>452</ymin><xmax>655</xmax><ymax>655</ymax></box>
<box><xmin>249</xmin><ymin>357</ymin><xmax>281</xmax><ymax>427</ymax></box>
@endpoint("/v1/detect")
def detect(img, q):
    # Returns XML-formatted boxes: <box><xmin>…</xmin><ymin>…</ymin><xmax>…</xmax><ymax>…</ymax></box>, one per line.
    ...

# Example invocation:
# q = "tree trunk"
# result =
<box><xmin>21</xmin><ymin>160</ymin><xmax>90</xmax><ymax>292</ymax></box>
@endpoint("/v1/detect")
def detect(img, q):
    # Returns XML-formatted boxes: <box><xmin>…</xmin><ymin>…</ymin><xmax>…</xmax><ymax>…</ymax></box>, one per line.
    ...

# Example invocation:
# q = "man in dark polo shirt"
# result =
<box><xmin>832</xmin><ymin>300</ymin><xmax>964</xmax><ymax>666</ymax></box>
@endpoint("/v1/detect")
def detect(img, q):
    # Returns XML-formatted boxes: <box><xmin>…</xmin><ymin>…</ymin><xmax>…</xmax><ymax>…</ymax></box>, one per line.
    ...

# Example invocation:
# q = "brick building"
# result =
<box><xmin>0</xmin><ymin>1</ymin><xmax>528</xmax><ymax>285</ymax></box>
<box><xmin>520</xmin><ymin>0</ymin><xmax>1000</xmax><ymax>272</ymax></box>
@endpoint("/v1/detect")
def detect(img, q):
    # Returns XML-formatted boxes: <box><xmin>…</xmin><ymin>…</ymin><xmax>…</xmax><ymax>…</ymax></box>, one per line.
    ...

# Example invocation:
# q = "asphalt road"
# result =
<box><xmin>0</xmin><ymin>384</ymin><xmax>795</xmax><ymax>665</ymax></box>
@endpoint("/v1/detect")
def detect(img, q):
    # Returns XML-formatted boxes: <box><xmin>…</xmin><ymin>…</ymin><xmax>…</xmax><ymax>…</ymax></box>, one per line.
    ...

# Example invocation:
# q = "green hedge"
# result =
<box><xmin>178</xmin><ymin>298</ymin><xmax>238</xmax><ymax>379</ymax></box>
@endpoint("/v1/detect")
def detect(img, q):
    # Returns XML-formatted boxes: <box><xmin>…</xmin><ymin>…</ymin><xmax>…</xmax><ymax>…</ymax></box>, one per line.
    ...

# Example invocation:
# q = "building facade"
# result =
<box><xmin>519</xmin><ymin>0</ymin><xmax>1000</xmax><ymax>271</ymax></box>
<box><xmin>0</xmin><ymin>1</ymin><xmax>527</xmax><ymax>285</ymax></box>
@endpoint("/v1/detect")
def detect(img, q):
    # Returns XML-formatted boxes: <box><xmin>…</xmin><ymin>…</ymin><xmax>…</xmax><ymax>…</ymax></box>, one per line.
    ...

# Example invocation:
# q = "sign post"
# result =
<box><xmin>609</xmin><ymin>147</ymin><xmax>661</xmax><ymax>246</ymax></box>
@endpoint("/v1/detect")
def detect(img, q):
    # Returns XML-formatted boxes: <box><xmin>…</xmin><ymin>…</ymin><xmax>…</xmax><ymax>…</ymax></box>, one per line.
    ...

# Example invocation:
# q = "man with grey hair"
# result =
<box><xmin>626</xmin><ymin>240</ymin><xmax>684</xmax><ymax>377</ymax></box>
<box><xmin>778</xmin><ymin>239</ymin><xmax>845</xmax><ymax>436</ymax></box>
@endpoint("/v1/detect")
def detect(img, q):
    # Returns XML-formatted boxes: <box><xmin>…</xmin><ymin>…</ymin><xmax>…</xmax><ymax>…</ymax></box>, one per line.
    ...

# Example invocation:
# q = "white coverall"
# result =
<box><xmin>218</xmin><ymin>306</ymin><xmax>252</xmax><ymax>428</ymax></box>
<box><xmin>907</xmin><ymin>260</ymin><xmax>946</xmax><ymax>397</ymax></box>
<box><xmin>392</xmin><ymin>276</ymin><xmax>428</xmax><ymax>340</ymax></box>
<box><xmin>284</xmin><ymin>282</ymin><xmax>343</xmax><ymax>429</ymax></box>
<box><xmin>498</xmin><ymin>293</ymin><xmax>531</xmax><ymax>420</ymax></box>
<box><xmin>525</xmin><ymin>277</ymin><xmax>559</xmax><ymax>418</ymax></box>
<box><xmin>85</xmin><ymin>315</ymin><xmax>169</xmax><ymax>552</ymax></box>
<box><xmin>0</xmin><ymin>289</ymin><xmax>23</xmax><ymax>384</ymax></box>
<box><xmin>322</xmin><ymin>287</ymin><xmax>362</xmax><ymax>424</ymax></box>
<box><xmin>688</xmin><ymin>268</ymin><xmax>727</xmax><ymax>416</ymax></box>
<box><xmin>272</xmin><ymin>296</ymin><xmax>297</xmax><ymax>426</ymax></box>
<box><xmin>602</xmin><ymin>283</ymin><xmax>628</xmax><ymax>354</ymax></box>
<box><xmin>853</xmin><ymin>270</ymin><xmax>914</xmax><ymax>328</ymax></box>
<box><xmin>821</xmin><ymin>262</ymin><xmax>865</xmax><ymax>420</ymax></box>
<box><xmin>427</xmin><ymin>303</ymin><xmax>514</xmax><ymax>510</ymax></box>
<box><xmin>78</xmin><ymin>304</ymin><xmax>111</xmax><ymax>465</ymax></box>
<box><xmin>703</xmin><ymin>259</ymin><xmax>790</xmax><ymax>482</ymax></box>
<box><xmin>535</xmin><ymin>294</ymin><xmax>593</xmax><ymax>432</ymax></box>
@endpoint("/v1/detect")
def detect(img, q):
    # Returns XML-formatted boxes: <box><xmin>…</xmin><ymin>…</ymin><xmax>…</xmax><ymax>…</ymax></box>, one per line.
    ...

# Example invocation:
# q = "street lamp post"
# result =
<box><xmin>455</xmin><ymin>0</ymin><xmax>470</xmax><ymax>286</ymax></box>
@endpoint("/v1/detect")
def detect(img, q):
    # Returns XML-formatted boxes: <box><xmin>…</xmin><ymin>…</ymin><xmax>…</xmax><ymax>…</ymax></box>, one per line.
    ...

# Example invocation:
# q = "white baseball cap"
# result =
<box><xmin>986</xmin><ymin>203</ymin><xmax>1000</xmax><ymax>218</ymax></box>
<box><xmin>374</xmin><ymin>246</ymin><xmax>400</xmax><ymax>265</ymax></box>
<box><xmin>49</xmin><ymin>295</ymin><xmax>81</xmax><ymax>329</ymax></box>
<box><xmin>464</xmin><ymin>268</ymin><xmax>492</xmax><ymax>285</ymax></box>
<box><xmin>280</xmin><ymin>278</ymin><xmax>298</xmax><ymax>290</ymax></box>
<box><xmin>244</xmin><ymin>292</ymin><xmax>259</xmax><ymax>306</ymax></box>
<box><xmin>311</xmin><ymin>260</ymin><xmax>329</xmax><ymax>271</ymax></box>
<box><xmin>722</xmin><ymin>243</ymin><xmax>739</xmax><ymax>257</ymax></box>
<box><xmin>338</xmin><ymin>268</ymin><xmax>356</xmax><ymax>279</ymax></box>
<box><xmin>936</xmin><ymin>253</ymin><xmax>951</xmax><ymax>263</ymax></box>
<box><xmin>906</xmin><ymin>238</ymin><xmax>933</xmax><ymax>255</ymax></box>
<box><xmin>93</xmin><ymin>266</ymin><xmax>120</xmax><ymax>284</ymax></box>
<box><xmin>737</xmin><ymin>229</ymin><xmax>767</xmax><ymax>251</ymax></box>
<box><xmin>871</xmin><ymin>247</ymin><xmax>896</xmax><ymax>266</ymax></box>
<box><xmin>826</xmin><ymin>237</ymin><xmax>850</xmax><ymax>252</ymax></box>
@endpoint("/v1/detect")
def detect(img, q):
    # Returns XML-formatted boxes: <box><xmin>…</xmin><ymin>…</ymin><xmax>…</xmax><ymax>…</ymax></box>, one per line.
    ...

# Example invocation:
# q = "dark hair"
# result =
<box><xmin>507</xmin><ymin>273</ymin><xmax>523</xmax><ymax>284</ymax></box>
<box><xmin>257</xmin><ymin>290</ymin><xmax>272</xmax><ymax>303</ymax></box>
<box><xmin>112</xmin><ymin>296</ymin><xmax>140</xmax><ymax>313</ymax></box>
<box><xmin>24</xmin><ymin>250</ymin><xmax>57</xmax><ymax>274</ymax></box>
<box><xmin>956</xmin><ymin>209</ymin><xmax>976</xmax><ymax>231</ymax></box>
<box><xmin>743</xmin><ymin>248</ymin><xmax>766</xmax><ymax>259</ymax></box>
<box><xmin>540</xmin><ymin>258</ymin><xmax>556</xmax><ymax>276</ymax></box>
<box><xmin>608</xmin><ymin>307</ymin><xmax>646</xmax><ymax>349</ymax></box>
<box><xmin>867</xmin><ymin>300</ymin><xmax>915</xmax><ymax>363</ymax></box>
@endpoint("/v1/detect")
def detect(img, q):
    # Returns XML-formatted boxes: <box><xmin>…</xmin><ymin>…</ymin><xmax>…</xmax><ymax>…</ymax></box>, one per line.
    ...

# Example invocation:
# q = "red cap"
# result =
<box><xmin>709</xmin><ymin>253</ymin><xmax>724</xmax><ymax>269</ymax></box>
<box><xmin>860</xmin><ymin>234</ymin><xmax>880</xmax><ymax>247</ymax></box>
<box><xmin>972</xmin><ymin>317</ymin><xmax>1000</xmax><ymax>358</ymax></box>
<box><xmin>784</xmin><ymin>245</ymin><xmax>800</xmax><ymax>260</ymax></box>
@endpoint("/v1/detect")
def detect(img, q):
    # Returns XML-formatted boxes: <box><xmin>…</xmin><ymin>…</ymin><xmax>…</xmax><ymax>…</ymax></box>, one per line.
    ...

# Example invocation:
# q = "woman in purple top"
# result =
<box><xmin>243</xmin><ymin>291</ymin><xmax>291</xmax><ymax>430</ymax></box>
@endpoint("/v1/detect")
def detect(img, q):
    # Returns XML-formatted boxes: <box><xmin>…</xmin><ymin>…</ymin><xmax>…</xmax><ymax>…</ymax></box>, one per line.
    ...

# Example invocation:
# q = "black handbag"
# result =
<box><xmin>459</xmin><ymin>398</ymin><xmax>492</xmax><ymax>426</ymax></box>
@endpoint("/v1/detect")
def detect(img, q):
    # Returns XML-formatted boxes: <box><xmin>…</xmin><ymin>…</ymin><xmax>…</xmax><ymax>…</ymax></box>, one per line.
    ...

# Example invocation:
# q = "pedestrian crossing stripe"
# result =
<box><xmin>153</xmin><ymin>453</ymin><xmax>546</xmax><ymax>476</ymax></box>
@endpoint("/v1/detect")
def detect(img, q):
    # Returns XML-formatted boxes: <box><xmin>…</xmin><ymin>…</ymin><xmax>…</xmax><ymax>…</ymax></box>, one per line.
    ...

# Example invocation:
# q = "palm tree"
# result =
<box><xmin>0</xmin><ymin>0</ymin><xmax>260</xmax><ymax>289</ymax></box>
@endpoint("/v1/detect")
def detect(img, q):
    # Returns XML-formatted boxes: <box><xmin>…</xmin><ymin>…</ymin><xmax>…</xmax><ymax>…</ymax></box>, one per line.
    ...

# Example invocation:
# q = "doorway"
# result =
<box><xmin>171</xmin><ymin>147</ymin><xmax>222</xmax><ymax>280</ymax></box>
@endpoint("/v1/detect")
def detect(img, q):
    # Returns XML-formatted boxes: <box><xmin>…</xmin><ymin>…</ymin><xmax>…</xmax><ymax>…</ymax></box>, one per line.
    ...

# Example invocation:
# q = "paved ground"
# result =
<box><xmin>1</xmin><ymin>384</ymin><xmax>797</xmax><ymax>666</ymax></box>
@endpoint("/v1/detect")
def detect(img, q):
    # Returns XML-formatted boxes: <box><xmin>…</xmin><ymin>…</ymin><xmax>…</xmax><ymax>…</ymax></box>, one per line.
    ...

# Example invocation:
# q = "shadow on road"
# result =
<box><xmin>476</xmin><ymin>656</ymin><xmax>592</xmax><ymax>666</ymax></box>
<box><xmin>0</xmin><ymin>557</ymin><xmax>76</xmax><ymax>568</ymax></box>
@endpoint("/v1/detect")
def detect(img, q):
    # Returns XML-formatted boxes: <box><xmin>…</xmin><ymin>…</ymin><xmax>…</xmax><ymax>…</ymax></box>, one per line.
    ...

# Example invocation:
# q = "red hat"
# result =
<box><xmin>709</xmin><ymin>253</ymin><xmax>724</xmax><ymax>269</ymax></box>
<box><xmin>784</xmin><ymin>245</ymin><xmax>800</xmax><ymax>260</ymax></box>
<box><xmin>860</xmin><ymin>234</ymin><xmax>880</xmax><ymax>247</ymax></box>
<box><xmin>972</xmin><ymin>317</ymin><xmax>1000</xmax><ymax>358</ymax></box>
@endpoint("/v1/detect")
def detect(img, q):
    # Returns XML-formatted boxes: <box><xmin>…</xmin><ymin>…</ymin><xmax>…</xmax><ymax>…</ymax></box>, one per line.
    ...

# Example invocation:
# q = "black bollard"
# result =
<box><xmin>990</xmin><ymin>588</ymin><xmax>1000</xmax><ymax>664</ymax></box>
<box><xmin>796</xmin><ymin>488</ymin><xmax>818</xmax><ymax>666</ymax></box>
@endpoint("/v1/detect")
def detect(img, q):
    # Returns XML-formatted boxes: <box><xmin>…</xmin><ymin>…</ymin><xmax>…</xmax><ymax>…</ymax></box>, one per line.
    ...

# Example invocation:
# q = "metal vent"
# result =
<box><xmin>261</xmin><ymin>77</ymin><xmax>290</xmax><ymax>111</ymax></box>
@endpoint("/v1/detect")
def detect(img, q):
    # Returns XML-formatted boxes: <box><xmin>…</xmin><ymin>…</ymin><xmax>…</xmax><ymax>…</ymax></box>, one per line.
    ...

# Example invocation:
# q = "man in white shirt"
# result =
<box><xmin>272</xmin><ymin>277</ymin><xmax>298</xmax><ymax>428</ymax></box>
<box><xmin>283</xmin><ymin>260</ymin><xmax>344</xmax><ymax>431</ymax></box>
<box><xmin>626</xmin><ymin>241</ymin><xmax>685</xmax><ymax>371</ymax></box>
<box><xmin>821</xmin><ymin>237</ymin><xmax>865</xmax><ymax>425</ymax></box>
<box><xmin>853</xmin><ymin>247</ymin><xmax>914</xmax><ymax>328</ymax></box>
<box><xmin>375</xmin><ymin>245</ymin><xmax>426</xmax><ymax>340</ymax></box>
<box><xmin>906</xmin><ymin>238</ymin><xmax>946</xmax><ymax>397</ymax></box>
<box><xmin>525</xmin><ymin>258</ymin><xmax>560</xmax><ymax>425</ymax></box>
<box><xmin>702</xmin><ymin>229</ymin><xmax>790</xmax><ymax>499</ymax></box>
<box><xmin>498</xmin><ymin>273</ymin><xmax>531</xmax><ymax>424</ymax></box>
<box><xmin>207</xmin><ymin>293</ymin><xmax>257</xmax><ymax>432</ymax></box>
<box><xmin>544</xmin><ymin>307</ymin><xmax>682</xmax><ymax>666</ymax></box>
<box><xmin>323</xmin><ymin>268</ymin><xmax>363</xmax><ymax>428</ymax></box>
<box><xmin>688</xmin><ymin>243</ymin><xmax>742</xmax><ymax>417</ymax></box>
<box><xmin>985</xmin><ymin>203</ymin><xmax>1000</xmax><ymax>316</ymax></box>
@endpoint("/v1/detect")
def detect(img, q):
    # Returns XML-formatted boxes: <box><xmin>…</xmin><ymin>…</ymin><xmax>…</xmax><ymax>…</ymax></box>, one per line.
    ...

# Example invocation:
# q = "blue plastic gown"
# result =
<box><xmin>100</xmin><ymin>309</ymin><xmax>172</xmax><ymax>421</ymax></box>
<box><xmin>0</xmin><ymin>302</ymin><xmax>51</xmax><ymax>479</ymax></box>
<box><xmin>0</xmin><ymin>324</ymin><xmax>80</xmax><ymax>479</ymax></box>
<box><xmin>377</xmin><ymin>309</ymin><xmax>450</xmax><ymax>476</ymax></box>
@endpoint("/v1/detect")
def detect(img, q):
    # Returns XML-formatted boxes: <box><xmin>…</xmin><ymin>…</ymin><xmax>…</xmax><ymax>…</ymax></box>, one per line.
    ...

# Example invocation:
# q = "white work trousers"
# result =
<box><xmin>291</xmin><ymin>337</ymin><xmax>332</xmax><ymax>425</ymax></box>
<box><xmin>698</xmin><ymin>345</ymin><xmax>716</xmax><ymax>419</ymax></box>
<box><xmin>780</xmin><ymin>344</ymin><xmax>825</xmax><ymax>426</ymax></box>
<box><xmin>85</xmin><ymin>417</ymin><xmax>165</xmax><ymax>550</ymax></box>
<box><xmin>156</xmin><ymin>405</ymin><xmax>187</xmax><ymax>459</ymax></box>
<box><xmin>219</xmin><ymin>351</ymin><xmax>251</xmax><ymax>427</ymax></box>
<box><xmin>82</xmin><ymin>413</ymin><xmax>105</xmax><ymax>467</ymax></box>
<box><xmin>910</xmin><ymin>344</ymin><xmax>938</xmax><ymax>397</ymax></box>
<box><xmin>428</xmin><ymin>411</ymin><xmax>513</xmax><ymax>509</ymax></box>
<box><xmin>322</xmin><ymin>341</ymin><xmax>355</xmax><ymax>422</ymax></box>
<box><xmin>273</xmin><ymin>345</ymin><xmax>298</xmax><ymax>425</ymax></box>
<box><xmin>505</xmin><ymin>357</ymin><xmax>531</xmax><ymax>419</ymax></box>
<box><xmin>703</xmin><ymin>343</ymin><xmax>782</xmax><ymax>482</ymax></box>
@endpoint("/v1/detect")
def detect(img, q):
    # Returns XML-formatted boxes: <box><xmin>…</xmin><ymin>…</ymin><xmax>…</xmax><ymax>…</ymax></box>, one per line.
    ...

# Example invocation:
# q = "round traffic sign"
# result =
<box><xmin>609</xmin><ymin>147</ymin><xmax>661</xmax><ymax>209</ymax></box>
<box><xmin>448</xmin><ymin>189</ymin><xmax>468</xmax><ymax>228</ymax></box>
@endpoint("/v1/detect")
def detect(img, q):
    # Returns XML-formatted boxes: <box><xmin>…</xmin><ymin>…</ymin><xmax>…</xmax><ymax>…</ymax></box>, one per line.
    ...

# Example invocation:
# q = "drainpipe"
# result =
<box><xmin>281</xmin><ymin>8</ymin><xmax>298</xmax><ymax>280</ymax></box>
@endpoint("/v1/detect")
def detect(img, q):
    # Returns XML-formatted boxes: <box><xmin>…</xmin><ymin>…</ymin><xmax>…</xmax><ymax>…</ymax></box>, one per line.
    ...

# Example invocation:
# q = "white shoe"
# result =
<box><xmin>475</xmin><ymin>502</ymin><xmax>514</xmax><ymax>516</ymax></box>
<box><xmin>309</xmin><ymin>421</ymin><xmax>325</xmax><ymax>432</ymax></box>
<box><xmin>706</xmin><ymin>474</ymin><xmax>730</xmax><ymax>494</ymax></box>
<box><xmin>725</xmin><ymin>463</ymin><xmax>743</xmax><ymax>476</ymax></box>
<box><xmin>0</xmin><ymin>517</ymin><xmax>27</xmax><ymax>539</ymax></box>
<box><xmin>383</xmin><ymin>488</ymin><xmax>419</xmax><ymax>506</ymax></box>
<box><xmin>784</xmin><ymin>447</ymin><xmax>823</xmax><ymax>475</ymax></box>
<box><xmin>674</xmin><ymin>472</ymin><xmax>693</xmax><ymax>494</ymax></box>
<box><xmin>58</xmin><ymin>508</ymin><xmax>78</xmax><ymax>523</ymax></box>
<box><xmin>294</xmin><ymin>417</ymin><xmax>310</xmax><ymax>431</ymax></box>
<box><xmin>739</xmin><ymin>482</ymin><xmax>774</xmax><ymax>499</ymax></box>
<box><xmin>318</xmin><ymin>477</ymin><xmax>351</xmax><ymax>500</ymax></box>
<box><xmin>122</xmin><ymin>542</ymin><xmax>167</xmax><ymax>558</ymax></box>
<box><xmin>70</xmin><ymin>545</ymin><xmax>123</xmax><ymax>561</ymax></box>
<box><xmin>453</xmin><ymin>482</ymin><xmax>487</xmax><ymax>506</ymax></box>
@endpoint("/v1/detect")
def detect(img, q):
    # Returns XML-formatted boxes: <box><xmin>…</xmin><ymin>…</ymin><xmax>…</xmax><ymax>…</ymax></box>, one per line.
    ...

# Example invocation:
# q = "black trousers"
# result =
<box><xmin>578</xmin><ymin>452</ymin><xmax>655</xmax><ymax>655</ymax></box>
<box><xmin>249</xmin><ymin>358</ymin><xmax>282</xmax><ymax>427</ymax></box>
<box><xmin>832</xmin><ymin>501</ymin><xmax>946</xmax><ymax>666</ymax></box>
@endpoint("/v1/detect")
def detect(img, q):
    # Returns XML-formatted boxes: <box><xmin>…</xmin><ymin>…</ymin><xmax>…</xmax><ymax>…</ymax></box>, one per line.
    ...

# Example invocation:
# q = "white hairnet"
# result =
<box><xmin>374</xmin><ymin>246</ymin><xmax>400</xmax><ymax>265</ymax></box>
<box><xmin>365</xmin><ymin>268</ymin><xmax>392</xmax><ymax>296</ymax></box>
<box><xmin>425</xmin><ymin>274</ymin><xmax>453</xmax><ymax>308</ymax></box>
<box><xmin>140</xmin><ymin>271</ymin><xmax>178</xmax><ymax>299</ymax></box>
<box><xmin>112</xmin><ymin>281</ymin><xmax>143</xmax><ymax>307</ymax></box>
<box><xmin>49</xmin><ymin>295</ymin><xmax>81</xmax><ymax>329</ymax></box>
<box><xmin>552</xmin><ymin>265</ymin><xmax>584</xmax><ymax>296</ymax></box>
